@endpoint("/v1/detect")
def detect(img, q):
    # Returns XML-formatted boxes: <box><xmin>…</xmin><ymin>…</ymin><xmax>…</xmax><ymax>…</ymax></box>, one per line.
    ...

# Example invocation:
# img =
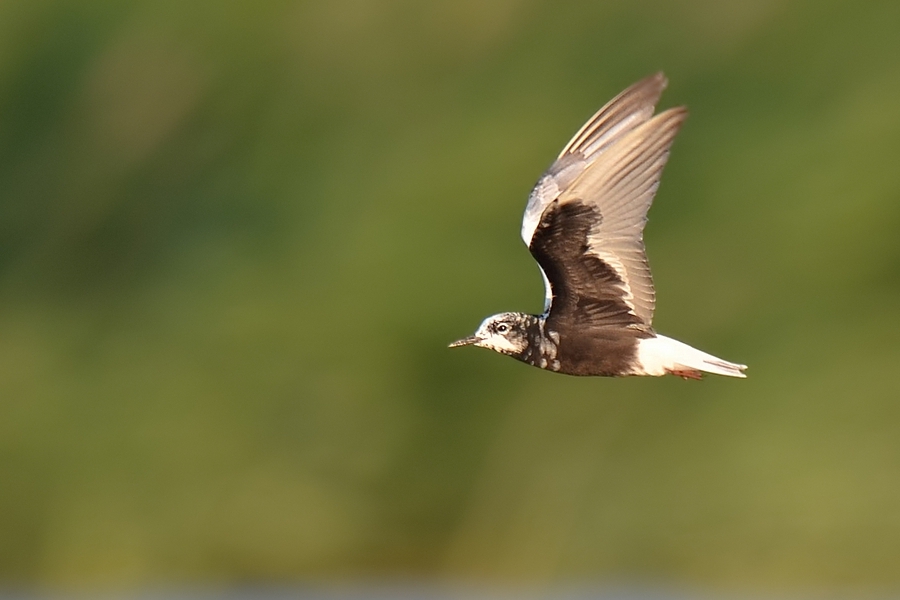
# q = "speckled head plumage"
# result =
<box><xmin>448</xmin><ymin>312</ymin><xmax>534</xmax><ymax>358</ymax></box>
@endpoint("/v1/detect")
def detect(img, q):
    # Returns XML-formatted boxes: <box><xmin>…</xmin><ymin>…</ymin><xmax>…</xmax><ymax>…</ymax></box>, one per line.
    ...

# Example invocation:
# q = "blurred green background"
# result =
<box><xmin>2</xmin><ymin>0</ymin><xmax>900</xmax><ymax>593</ymax></box>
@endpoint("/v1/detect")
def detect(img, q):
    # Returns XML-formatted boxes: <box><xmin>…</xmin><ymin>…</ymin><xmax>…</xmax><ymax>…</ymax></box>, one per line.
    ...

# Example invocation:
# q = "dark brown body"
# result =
<box><xmin>552</xmin><ymin>327</ymin><xmax>649</xmax><ymax>376</ymax></box>
<box><xmin>514</xmin><ymin>319</ymin><xmax>651</xmax><ymax>376</ymax></box>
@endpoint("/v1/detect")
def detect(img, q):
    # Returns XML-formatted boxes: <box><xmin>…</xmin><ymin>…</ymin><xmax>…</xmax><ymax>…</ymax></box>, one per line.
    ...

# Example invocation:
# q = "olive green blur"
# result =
<box><xmin>2</xmin><ymin>0</ymin><xmax>900</xmax><ymax>590</ymax></box>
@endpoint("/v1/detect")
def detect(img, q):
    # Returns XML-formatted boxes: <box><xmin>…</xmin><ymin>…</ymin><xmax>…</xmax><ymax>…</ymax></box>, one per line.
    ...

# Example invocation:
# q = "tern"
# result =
<box><xmin>450</xmin><ymin>73</ymin><xmax>746</xmax><ymax>379</ymax></box>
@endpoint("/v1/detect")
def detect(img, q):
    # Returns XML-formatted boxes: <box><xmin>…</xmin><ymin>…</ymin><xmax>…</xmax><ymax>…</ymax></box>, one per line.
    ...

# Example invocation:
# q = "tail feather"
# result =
<box><xmin>636</xmin><ymin>334</ymin><xmax>747</xmax><ymax>378</ymax></box>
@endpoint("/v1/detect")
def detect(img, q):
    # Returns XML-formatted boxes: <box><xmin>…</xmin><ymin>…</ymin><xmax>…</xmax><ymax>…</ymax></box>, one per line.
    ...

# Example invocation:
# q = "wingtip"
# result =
<box><xmin>656</xmin><ymin>104</ymin><xmax>690</xmax><ymax>129</ymax></box>
<box><xmin>637</xmin><ymin>71</ymin><xmax>668</xmax><ymax>94</ymax></box>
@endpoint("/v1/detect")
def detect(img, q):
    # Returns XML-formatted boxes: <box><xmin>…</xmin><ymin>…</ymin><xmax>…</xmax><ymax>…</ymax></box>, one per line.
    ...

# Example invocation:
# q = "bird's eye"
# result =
<box><xmin>496</xmin><ymin>323</ymin><xmax>510</xmax><ymax>334</ymax></box>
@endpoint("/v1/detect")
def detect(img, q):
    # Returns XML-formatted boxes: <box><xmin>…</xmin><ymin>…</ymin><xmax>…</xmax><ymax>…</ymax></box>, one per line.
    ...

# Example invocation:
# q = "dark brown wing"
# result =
<box><xmin>529</xmin><ymin>199</ymin><xmax>645</xmax><ymax>330</ymax></box>
<box><xmin>522</xmin><ymin>75</ymin><xmax>686</xmax><ymax>325</ymax></box>
<box><xmin>528</xmin><ymin>105</ymin><xmax>688</xmax><ymax>330</ymax></box>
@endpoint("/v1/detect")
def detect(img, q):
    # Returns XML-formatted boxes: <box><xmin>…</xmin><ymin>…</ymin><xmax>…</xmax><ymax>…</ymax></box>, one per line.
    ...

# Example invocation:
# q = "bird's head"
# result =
<box><xmin>449</xmin><ymin>312</ymin><xmax>531</xmax><ymax>357</ymax></box>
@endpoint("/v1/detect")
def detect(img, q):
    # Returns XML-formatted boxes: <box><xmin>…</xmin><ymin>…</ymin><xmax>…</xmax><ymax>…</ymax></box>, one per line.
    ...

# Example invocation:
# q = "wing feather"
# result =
<box><xmin>521</xmin><ymin>73</ymin><xmax>670</xmax><ymax>247</ymax></box>
<box><xmin>559</xmin><ymin>107</ymin><xmax>688</xmax><ymax>326</ymax></box>
<box><xmin>558</xmin><ymin>72</ymin><xmax>668</xmax><ymax>160</ymax></box>
<box><xmin>522</xmin><ymin>74</ymin><xmax>686</xmax><ymax>327</ymax></box>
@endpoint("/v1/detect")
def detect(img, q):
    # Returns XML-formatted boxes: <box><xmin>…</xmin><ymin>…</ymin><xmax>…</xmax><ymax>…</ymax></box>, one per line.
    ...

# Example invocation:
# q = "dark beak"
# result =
<box><xmin>448</xmin><ymin>335</ymin><xmax>480</xmax><ymax>348</ymax></box>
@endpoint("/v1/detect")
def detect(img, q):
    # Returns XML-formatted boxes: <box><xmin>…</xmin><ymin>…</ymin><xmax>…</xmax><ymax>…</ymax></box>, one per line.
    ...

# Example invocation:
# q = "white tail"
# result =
<box><xmin>636</xmin><ymin>335</ymin><xmax>747</xmax><ymax>378</ymax></box>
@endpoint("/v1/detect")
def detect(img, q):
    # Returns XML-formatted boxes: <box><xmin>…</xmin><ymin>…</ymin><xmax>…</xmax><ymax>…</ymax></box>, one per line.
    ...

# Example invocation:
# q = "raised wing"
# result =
<box><xmin>521</xmin><ymin>72</ymin><xmax>669</xmax><ymax>248</ymax></box>
<box><xmin>529</xmin><ymin>199</ymin><xmax>646</xmax><ymax>329</ymax></box>
<box><xmin>556</xmin><ymin>106</ymin><xmax>687</xmax><ymax>327</ymax></box>
<box><xmin>525</xmin><ymin>75</ymin><xmax>687</xmax><ymax>327</ymax></box>
<box><xmin>557</xmin><ymin>72</ymin><xmax>668</xmax><ymax>160</ymax></box>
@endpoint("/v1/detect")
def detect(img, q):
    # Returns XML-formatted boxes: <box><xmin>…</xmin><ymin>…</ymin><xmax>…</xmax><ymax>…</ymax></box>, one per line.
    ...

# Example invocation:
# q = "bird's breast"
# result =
<box><xmin>518</xmin><ymin>324</ymin><xmax>561</xmax><ymax>371</ymax></box>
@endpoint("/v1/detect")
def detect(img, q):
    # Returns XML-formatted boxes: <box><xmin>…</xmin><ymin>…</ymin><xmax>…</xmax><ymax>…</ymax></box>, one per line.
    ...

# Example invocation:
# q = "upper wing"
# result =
<box><xmin>524</xmin><ymin>74</ymin><xmax>687</xmax><ymax>327</ymax></box>
<box><xmin>529</xmin><ymin>199</ymin><xmax>647</xmax><ymax>329</ymax></box>
<box><xmin>521</xmin><ymin>72</ymin><xmax>669</xmax><ymax>248</ymax></box>
<box><xmin>556</xmin><ymin>106</ymin><xmax>687</xmax><ymax>327</ymax></box>
<box><xmin>557</xmin><ymin>71</ymin><xmax>669</xmax><ymax>160</ymax></box>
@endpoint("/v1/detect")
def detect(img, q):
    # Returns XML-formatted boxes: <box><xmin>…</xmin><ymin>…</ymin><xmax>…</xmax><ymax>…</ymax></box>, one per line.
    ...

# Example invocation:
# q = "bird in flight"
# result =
<box><xmin>450</xmin><ymin>73</ymin><xmax>746</xmax><ymax>379</ymax></box>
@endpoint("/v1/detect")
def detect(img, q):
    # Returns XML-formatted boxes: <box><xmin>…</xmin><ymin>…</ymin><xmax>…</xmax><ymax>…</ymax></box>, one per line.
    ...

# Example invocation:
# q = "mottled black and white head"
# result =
<box><xmin>449</xmin><ymin>312</ymin><xmax>535</xmax><ymax>357</ymax></box>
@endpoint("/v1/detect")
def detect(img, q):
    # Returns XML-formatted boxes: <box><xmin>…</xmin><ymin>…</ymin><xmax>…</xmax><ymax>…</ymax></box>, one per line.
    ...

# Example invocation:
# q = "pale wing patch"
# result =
<box><xmin>521</xmin><ymin>155</ymin><xmax>583</xmax><ymax>246</ymax></box>
<box><xmin>538</xmin><ymin>264</ymin><xmax>553</xmax><ymax>314</ymax></box>
<box><xmin>521</xmin><ymin>174</ymin><xmax>560</xmax><ymax>246</ymax></box>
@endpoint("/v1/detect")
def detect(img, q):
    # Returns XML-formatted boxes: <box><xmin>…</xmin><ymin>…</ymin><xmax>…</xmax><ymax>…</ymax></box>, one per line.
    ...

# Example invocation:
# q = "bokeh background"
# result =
<box><xmin>2</xmin><ymin>0</ymin><xmax>900</xmax><ymax>596</ymax></box>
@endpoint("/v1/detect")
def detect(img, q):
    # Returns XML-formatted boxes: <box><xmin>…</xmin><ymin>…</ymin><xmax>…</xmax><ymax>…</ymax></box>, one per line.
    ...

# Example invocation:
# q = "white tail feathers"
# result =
<box><xmin>635</xmin><ymin>334</ymin><xmax>747</xmax><ymax>378</ymax></box>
